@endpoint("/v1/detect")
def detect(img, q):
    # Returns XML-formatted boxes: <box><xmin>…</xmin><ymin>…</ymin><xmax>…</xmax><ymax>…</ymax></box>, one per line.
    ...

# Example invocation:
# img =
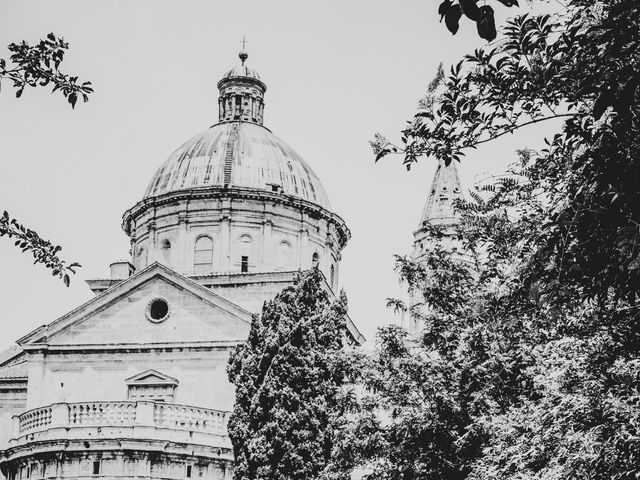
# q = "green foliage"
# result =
<box><xmin>0</xmin><ymin>211</ymin><xmax>81</xmax><ymax>286</ymax></box>
<box><xmin>349</xmin><ymin>1</ymin><xmax>640</xmax><ymax>478</ymax></box>
<box><xmin>227</xmin><ymin>268</ymin><xmax>351</xmax><ymax>480</ymax></box>
<box><xmin>0</xmin><ymin>33</ymin><xmax>93</xmax><ymax>108</ymax></box>
<box><xmin>438</xmin><ymin>0</ymin><xmax>519</xmax><ymax>41</ymax></box>
<box><xmin>378</xmin><ymin>0</ymin><xmax>640</xmax><ymax>301</ymax></box>
<box><xmin>0</xmin><ymin>33</ymin><xmax>90</xmax><ymax>285</ymax></box>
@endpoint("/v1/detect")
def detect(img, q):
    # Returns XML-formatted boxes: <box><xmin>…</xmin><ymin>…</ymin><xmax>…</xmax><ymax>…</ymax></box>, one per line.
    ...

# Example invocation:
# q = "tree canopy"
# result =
<box><xmin>227</xmin><ymin>269</ymin><xmax>351</xmax><ymax>480</ymax></box>
<box><xmin>355</xmin><ymin>0</ymin><xmax>640</xmax><ymax>478</ymax></box>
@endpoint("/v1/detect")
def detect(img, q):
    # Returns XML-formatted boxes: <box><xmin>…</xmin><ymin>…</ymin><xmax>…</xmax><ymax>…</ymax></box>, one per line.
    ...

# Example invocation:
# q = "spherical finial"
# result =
<box><xmin>239</xmin><ymin>49</ymin><xmax>248</xmax><ymax>65</ymax></box>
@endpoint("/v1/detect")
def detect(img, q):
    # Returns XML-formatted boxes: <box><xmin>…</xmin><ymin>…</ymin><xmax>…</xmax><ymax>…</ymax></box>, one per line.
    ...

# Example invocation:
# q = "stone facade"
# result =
<box><xmin>123</xmin><ymin>185</ymin><xmax>346</xmax><ymax>290</ymax></box>
<box><xmin>0</xmin><ymin>50</ymin><xmax>362</xmax><ymax>480</ymax></box>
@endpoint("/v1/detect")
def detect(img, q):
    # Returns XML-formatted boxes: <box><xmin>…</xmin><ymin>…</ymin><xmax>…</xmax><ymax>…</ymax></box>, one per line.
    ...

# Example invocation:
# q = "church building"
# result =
<box><xmin>400</xmin><ymin>158</ymin><xmax>465</xmax><ymax>336</ymax></box>
<box><xmin>0</xmin><ymin>50</ymin><xmax>364</xmax><ymax>480</ymax></box>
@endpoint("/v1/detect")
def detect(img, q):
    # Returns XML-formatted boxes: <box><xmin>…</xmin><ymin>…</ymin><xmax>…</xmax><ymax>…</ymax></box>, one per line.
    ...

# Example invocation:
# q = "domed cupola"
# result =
<box><xmin>121</xmin><ymin>49</ymin><xmax>350</xmax><ymax>291</ymax></box>
<box><xmin>217</xmin><ymin>50</ymin><xmax>266</xmax><ymax>124</ymax></box>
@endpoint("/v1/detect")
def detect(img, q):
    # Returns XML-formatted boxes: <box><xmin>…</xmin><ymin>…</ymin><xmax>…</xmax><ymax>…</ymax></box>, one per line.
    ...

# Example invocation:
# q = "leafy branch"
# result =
<box><xmin>0</xmin><ymin>33</ymin><xmax>90</xmax><ymax>285</ymax></box>
<box><xmin>374</xmin><ymin>14</ymin><xmax>593</xmax><ymax>170</ymax></box>
<box><xmin>0</xmin><ymin>32</ymin><xmax>93</xmax><ymax>108</ymax></box>
<box><xmin>0</xmin><ymin>211</ymin><xmax>81</xmax><ymax>286</ymax></box>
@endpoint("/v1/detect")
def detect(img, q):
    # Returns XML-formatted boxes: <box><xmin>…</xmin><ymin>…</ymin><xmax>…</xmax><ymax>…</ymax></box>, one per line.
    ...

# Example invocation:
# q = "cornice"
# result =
<box><xmin>121</xmin><ymin>187</ymin><xmax>351</xmax><ymax>249</ymax></box>
<box><xmin>0</xmin><ymin>438</ymin><xmax>234</xmax><ymax>466</ymax></box>
<box><xmin>20</xmin><ymin>340</ymin><xmax>243</xmax><ymax>355</ymax></box>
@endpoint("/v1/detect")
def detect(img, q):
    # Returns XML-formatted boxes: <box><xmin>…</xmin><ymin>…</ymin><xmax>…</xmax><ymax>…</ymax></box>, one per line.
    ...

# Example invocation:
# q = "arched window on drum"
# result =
<box><xmin>279</xmin><ymin>240</ymin><xmax>293</xmax><ymax>270</ymax></box>
<box><xmin>194</xmin><ymin>235</ymin><xmax>213</xmax><ymax>274</ymax></box>
<box><xmin>312</xmin><ymin>252</ymin><xmax>320</xmax><ymax>268</ymax></box>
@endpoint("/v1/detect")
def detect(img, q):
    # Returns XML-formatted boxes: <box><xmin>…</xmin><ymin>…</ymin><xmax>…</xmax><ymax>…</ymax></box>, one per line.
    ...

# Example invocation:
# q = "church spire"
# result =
<box><xmin>410</xmin><ymin>159</ymin><xmax>465</xmax><ymax>264</ymax></box>
<box><xmin>418</xmin><ymin>158</ymin><xmax>464</xmax><ymax>228</ymax></box>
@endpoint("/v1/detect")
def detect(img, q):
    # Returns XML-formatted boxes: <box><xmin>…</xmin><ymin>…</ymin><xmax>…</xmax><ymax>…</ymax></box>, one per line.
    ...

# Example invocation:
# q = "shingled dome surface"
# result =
<box><xmin>143</xmin><ymin>122</ymin><xmax>331</xmax><ymax>209</ymax></box>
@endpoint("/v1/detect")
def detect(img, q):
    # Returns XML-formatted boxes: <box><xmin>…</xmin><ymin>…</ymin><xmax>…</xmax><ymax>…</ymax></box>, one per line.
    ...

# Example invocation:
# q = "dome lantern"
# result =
<box><xmin>217</xmin><ymin>49</ymin><xmax>266</xmax><ymax>125</ymax></box>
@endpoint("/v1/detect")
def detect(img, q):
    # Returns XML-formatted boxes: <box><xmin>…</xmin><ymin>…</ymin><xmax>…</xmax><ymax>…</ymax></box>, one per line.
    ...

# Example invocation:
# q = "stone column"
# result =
<box><xmin>298</xmin><ymin>226</ymin><xmax>309</xmax><ymax>269</ymax></box>
<box><xmin>114</xmin><ymin>453</ymin><xmax>125</xmax><ymax>478</ymax></box>
<box><xmin>261</xmin><ymin>214</ymin><xmax>273</xmax><ymax>270</ymax></box>
<box><xmin>220</xmin><ymin>201</ymin><xmax>232</xmax><ymax>271</ymax></box>
<box><xmin>11</xmin><ymin>415</ymin><xmax>20</xmax><ymax>440</ymax></box>
<box><xmin>50</xmin><ymin>403</ymin><xmax>69</xmax><ymax>428</ymax></box>
<box><xmin>177</xmin><ymin>210</ymin><xmax>189</xmax><ymax>274</ymax></box>
<box><xmin>147</xmin><ymin>220</ymin><xmax>157</xmax><ymax>264</ymax></box>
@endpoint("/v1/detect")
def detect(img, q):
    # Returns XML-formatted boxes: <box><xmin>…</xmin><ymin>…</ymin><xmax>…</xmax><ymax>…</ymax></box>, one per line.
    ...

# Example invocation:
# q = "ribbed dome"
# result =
<box><xmin>223</xmin><ymin>64</ymin><xmax>261</xmax><ymax>80</ymax></box>
<box><xmin>144</xmin><ymin>122</ymin><xmax>331</xmax><ymax>209</ymax></box>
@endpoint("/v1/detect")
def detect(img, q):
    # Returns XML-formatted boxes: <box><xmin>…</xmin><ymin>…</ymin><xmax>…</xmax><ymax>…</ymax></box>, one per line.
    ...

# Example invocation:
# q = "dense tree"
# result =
<box><xmin>355</xmin><ymin>0</ymin><xmax>640</xmax><ymax>478</ymax></box>
<box><xmin>227</xmin><ymin>269</ymin><xmax>351</xmax><ymax>480</ymax></box>
<box><xmin>1</xmin><ymin>33</ymin><xmax>91</xmax><ymax>284</ymax></box>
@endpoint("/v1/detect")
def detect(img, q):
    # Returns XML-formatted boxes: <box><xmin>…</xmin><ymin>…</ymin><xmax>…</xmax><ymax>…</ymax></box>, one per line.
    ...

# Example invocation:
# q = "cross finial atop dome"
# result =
<box><xmin>239</xmin><ymin>36</ymin><xmax>248</xmax><ymax>64</ymax></box>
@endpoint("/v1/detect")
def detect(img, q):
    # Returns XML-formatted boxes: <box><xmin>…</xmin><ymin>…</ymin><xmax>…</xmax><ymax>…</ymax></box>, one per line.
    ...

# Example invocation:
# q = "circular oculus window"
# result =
<box><xmin>146</xmin><ymin>297</ymin><xmax>171</xmax><ymax>323</ymax></box>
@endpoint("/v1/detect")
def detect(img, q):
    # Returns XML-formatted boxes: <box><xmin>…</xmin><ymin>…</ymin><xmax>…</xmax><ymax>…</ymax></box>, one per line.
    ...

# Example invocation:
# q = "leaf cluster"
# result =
<box><xmin>439</xmin><ymin>0</ymin><xmax>520</xmax><ymax>41</ymax></box>
<box><xmin>0</xmin><ymin>210</ymin><xmax>81</xmax><ymax>286</ymax></box>
<box><xmin>0</xmin><ymin>33</ymin><xmax>93</xmax><ymax>108</ymax></box>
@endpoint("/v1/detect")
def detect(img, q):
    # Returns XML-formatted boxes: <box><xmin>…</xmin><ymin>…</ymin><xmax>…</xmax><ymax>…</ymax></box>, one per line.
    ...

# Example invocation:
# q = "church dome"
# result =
<box><xmin>222</xmin><ymin>64</ymin><xmax>261</xmax><ymax>80</ymax></box>
<box><xmin>143</xmin><ymin>122</ymin><xmax>331</xmax><ymax>209</ymax></box>
<box><xmin>123</xmin><ymin>49</ymin><xmax>349</xmax><ymax>281</ymax></box>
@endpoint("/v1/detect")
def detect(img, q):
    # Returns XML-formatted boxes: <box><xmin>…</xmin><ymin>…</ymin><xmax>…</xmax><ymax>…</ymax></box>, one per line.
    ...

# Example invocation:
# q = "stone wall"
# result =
<box><xmin>126</xmin><ymin>192</ymin><xmax>342</xmax><ymax>291</ymax></box>
<box><xmin>2</xmin><ymin>449</ymin><xmax>233</xmax><ymax>480</ymax></box>
<box><xmin>23</xmin><ymin>347</ymin><xmax>234</xmax><ymax>412</ymax></box>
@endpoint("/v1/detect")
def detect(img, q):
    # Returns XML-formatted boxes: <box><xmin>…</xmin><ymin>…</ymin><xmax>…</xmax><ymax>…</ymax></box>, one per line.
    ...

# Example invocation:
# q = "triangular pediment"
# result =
<box><xmin>125</xmin><ymin>369</ymin><xmax>178</xmax><ymax>385</ymax></box>
<box><xmin>18</xmin><ymin>263</ymin><xmax>252</xmax><ymax>349</ymax></box>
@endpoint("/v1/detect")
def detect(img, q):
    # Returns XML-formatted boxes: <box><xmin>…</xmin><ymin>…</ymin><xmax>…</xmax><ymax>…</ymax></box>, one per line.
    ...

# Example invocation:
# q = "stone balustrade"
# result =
<box><xmin>10</xmin><ymin>401</ymin><xmax>230</xmax><ymax>449</ymax></box>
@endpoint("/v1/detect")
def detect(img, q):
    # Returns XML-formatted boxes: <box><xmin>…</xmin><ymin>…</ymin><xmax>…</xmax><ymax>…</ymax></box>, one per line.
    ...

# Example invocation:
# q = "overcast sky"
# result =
<box><xmin>0</xmin><ymin>0</ymin><xmax>558</xmax><ymax>351</ymax></box>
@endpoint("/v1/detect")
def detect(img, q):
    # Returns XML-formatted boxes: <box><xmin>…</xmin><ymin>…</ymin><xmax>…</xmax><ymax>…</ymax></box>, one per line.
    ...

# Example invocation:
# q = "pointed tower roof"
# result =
<box><xmin>418</xmin><ymin>159</ymin><xmax>464</xmax><ymax>227</ymax></box>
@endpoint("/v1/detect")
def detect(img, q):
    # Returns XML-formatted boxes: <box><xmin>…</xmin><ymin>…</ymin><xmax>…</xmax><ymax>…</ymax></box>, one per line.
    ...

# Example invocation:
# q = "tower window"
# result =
<box><xmin>330</xmin><ymin>265</ymin><xmax>335</xmax><ymax>286</ymax></box>
<box><xmin>186</xmin><ymin>466</ymin><xmax>192</xmax><ymax>478</ymax></box>
<box><xmin>93</xmin><ymin>461</ymin><xmax>100</xmax><ymax>475</ymax></box>
<box><xmin>194</xmin><ymin>236</ymin><xmax>214</xmax><ymax>274</ymax></box>
<box><xmin>241</xmin><ymin>256</ymin><xmax>249</xmax><ymax>273</ymax></box>
<box><xmin>312</xmin><ymin>252</ymin><xmax>319</xmax><ymax>268</ymax></box>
